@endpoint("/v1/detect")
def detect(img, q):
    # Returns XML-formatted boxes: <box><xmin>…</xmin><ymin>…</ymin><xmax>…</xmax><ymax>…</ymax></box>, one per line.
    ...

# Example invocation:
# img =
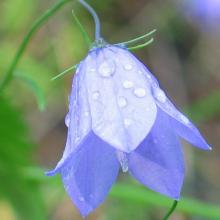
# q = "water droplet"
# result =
<box><xmin>146</xmin><ymin>74</ymin><xmax>151</xmax><ymax>79</ymax></box>
<box><xmin>138</xmin><ymin>70</ymin><xmax>143</xmax><ymax>74</ymax></box>
<box><xmin>92</xmin><ymin>91</ymin><xmax>100</xmax><ymax>100</ymax></box>
<box><xmin>98</xmin><ymin>60</ymin><xmax>115</xmax><ymax>77</ymax></box>
<box><xmin>65</xmin><ymin>114</ymin><xmax>70</xmax><ymax>127</ymax></box>
<box><xmin>89</xmin><ymin>68</ymin><xmax>96</xmax><ymax>72</ymax></box>
<box><xmin>84</xmin><ymin>111</ymin><xmax>89</xmax><ymax>117</ymax></box>
<box><xmin>116</xmin><ymin>151</ymin><xmax>129</xmax><ymax>173</ymax></box>
<box><xmin>134</xmin><ymin>88</ymin><xmax>147</xmax><ymax>97</ymax></box>
<box><xmin>154</xmin><ymin>88</ymin><xmax>166</xmax><ymax>103</ymax></box>
<box><xmin>79</xmin><ymin>197</ymin><xmax>85</xmax><ymax>202</ymax></box>
<box><xmin>118</xmin><ymin>96</ymin><xmax>127</xmax><ymax>108</ymax></box>
<box><xmin>123</xmin><ymin>80</ymin><xmax>134</xmax><ymax>89</ymax></box>
<box><xmin>123</xmin><ymin>63</ymin><xmax>133</xmax><ymax>70</ymax></box>
<box><xmin>75</xmin><ymin>137</ymin><xmax>80</xmax><ymax>143</ymax></box>
<box><xmin>124</xmin><ymin>118</ymin><xmax>132</xmax><ymax>127</ymax></box>
<box><xmin>180</xmin><ymin>114</ymin><xmax>189</xmax><ymax>124</ymax></box>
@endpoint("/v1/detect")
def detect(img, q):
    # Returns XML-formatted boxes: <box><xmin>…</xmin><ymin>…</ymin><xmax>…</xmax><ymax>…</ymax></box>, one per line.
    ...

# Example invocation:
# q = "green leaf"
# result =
<box><xmin>110</xmin><ymin>183</ymin><xmax>220</xmax><ymax>219</ymax></box>
<box><xmin>72</xmin><ymin>10</ymin><xmax>92</xmax><ymax>47</ymax></box>
<box><xmin>1</xmin><ymin>0</ymin><xmax>38</xmax><ymax>32</ymax></box>
<box><xmin>20</xmin><ymin>167</ymin><xmax>220</xmax><ymax>220</ymax></box>
<box><xmin>185</xmin><ymin>89</ymin><xmax>220</xmax><ymax>123</ymax></box>
<box><xmin>0</xmin><ymin>96</ymin><xmax>46</xmax><ymax>220</ymax></box>
<box><xmin>15</xmin><ymin>72</ymin><xmax>46</xmax><ymax>111</ymax></box>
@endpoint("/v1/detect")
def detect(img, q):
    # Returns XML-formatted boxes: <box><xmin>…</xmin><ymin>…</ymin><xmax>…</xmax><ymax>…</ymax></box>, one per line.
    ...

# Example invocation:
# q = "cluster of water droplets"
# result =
<box><xmin>153</xmin><ymin>87</ymin><xmax>167</xmax><ymax>103</ymax></box>
<box><xmin>90</xmin><ymin>59</ymin><xmax>150</xmax><ymax>128</ymax></box>
<box><xmin>152</xmin><ymin>85</ymin><xmax>190</xmax><ymax>125</ymax></box>
<box><xmin>98</xmin><ymin>60</ymin><xmax>116</xmax><ymax>78</ymax></box>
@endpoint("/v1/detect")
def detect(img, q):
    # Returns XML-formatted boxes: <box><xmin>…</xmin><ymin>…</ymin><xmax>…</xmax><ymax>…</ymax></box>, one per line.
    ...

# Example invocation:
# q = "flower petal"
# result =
<box><xmin>59</xmin><ymin>132</ymin><xmax>119</xmax><ymax>217</ymax></box>
<box><xmin>47</xmin><ymin>64</ymin><xmax>93</xmax><ymax>173</ymax></box>
<box><xmin>151</xmin><ymin>85</ymin><xmax>210</xmax><ymax>150</ymax></box>
<box><xmin>84</xmin><ymin>46</ymin><xmax>157</xmax><ymax>152</ymax></box>
<box><xmin>128</xmin><ymin>108</ymin><xmax>185</xmax><ymax>199</ymax></box>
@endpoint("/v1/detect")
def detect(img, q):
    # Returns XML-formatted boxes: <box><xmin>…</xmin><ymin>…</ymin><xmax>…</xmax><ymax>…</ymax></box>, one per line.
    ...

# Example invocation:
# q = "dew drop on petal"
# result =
<box><xmin>134</xmin><ymin>88</ymin><xmax>147</xmax><ymax>97</ymax></box>
<box><xmin>154</xmin><ymin>88</ymin><xmax>167</xmax><ymax>103</ymax></box>
<box><xmin>75</xmin><ymin>137</ymin><xmax>80</xmax><ymax>143</ymax></box>
<box><xmin>89</xmin><ymin>68</ymin><xmax>96</xmax><ymax>72</ymax></box>
<box><xmin>118</xmin><ymin>96</ymin><xmax>127</xmax><ymax>108</ymax></box>
<box><xmin>123</xmin><ymin>63</ymin><xmax>133</xmax><ymax>70</ymax></box>
<box><xmin>98</xmin><ymin>60</ymin><xmax>115</xmax><ymax>77</ymax></box>
<box><xmin>65</xmin><ymin>114</ymin><xmax>70</xmax><ymax>127</ymax></box>
<box><xmin>79</xmin><ymin>197</ymin><xmax>85</xmax><ymax>202</ymax></box>
<box><xmin>124</xmin><ymin>118</ymin><xmax>132</xmax><ymax>127</ymax></box>
<box><xmin>92</xmin><ymin>91</ymin><xmax>100</xmax><ymax>100</ymax></box>
<box><xmin>180</xmin><ymin>114</ymin><xmax>190</xmax><ymax>124</ymax></box>
<box><xmin>84</xmin><ymin>111</ymin><xmax>89</xmax><ymax>117</ymax></box>
<box><xmin>123</xmin><ymin>80</ymin><xmax>134</xmax><ymax>89</ymax></box>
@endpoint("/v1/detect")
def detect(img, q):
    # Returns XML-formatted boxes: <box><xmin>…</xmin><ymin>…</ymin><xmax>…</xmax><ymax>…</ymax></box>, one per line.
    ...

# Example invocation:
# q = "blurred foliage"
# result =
<box><xmin>0</xmin><ymin>97</ymin><xmax>46</xmax><ymax>220</ymax></box>
<box><xmin>0</xmin><ymin>0</ymin><xmax>220</xmax><ymax>220</ymax></box>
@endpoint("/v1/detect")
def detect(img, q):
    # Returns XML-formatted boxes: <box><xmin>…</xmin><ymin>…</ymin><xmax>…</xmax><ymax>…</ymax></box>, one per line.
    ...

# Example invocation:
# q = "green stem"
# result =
<box><xmin>163</xmin><ymin>200</ymin><xmax>178</xmax><ymax>220</ymax></box>
<box><xmin>0</xmin><ymin>0</ymin><xmax>72</xmax><ymax>93</ymax></box>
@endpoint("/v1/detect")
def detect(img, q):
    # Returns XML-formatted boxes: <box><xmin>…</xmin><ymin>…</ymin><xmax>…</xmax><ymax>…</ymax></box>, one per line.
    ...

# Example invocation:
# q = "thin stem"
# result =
<box><xmin>128</xmin><ymin>38</ymin><xmax>154</xmax><ymax>51</ymax></box>
<box><xmin>78</xmin><ymin>0</ymin><xmax>101</xmax><ymax>40</ymax></box>
<box><xmin>116</xmin><ymin>29</ymin><xmax>157</xmax><ymax>46</ymax></box>
<box><xmin>163</xmin><ymin>200</ymin><xmax>178</xmax><ymax>220</ymax></box>
<box><xmin>0</xmin><ymin>0</ymin><xmax>72</xmax><ymax>93</ymax></box>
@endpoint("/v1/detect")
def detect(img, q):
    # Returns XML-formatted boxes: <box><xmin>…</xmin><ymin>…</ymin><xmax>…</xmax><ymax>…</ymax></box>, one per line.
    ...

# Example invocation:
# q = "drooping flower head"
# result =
<box><xmin>46</xmin><ymin>0</ymin><xmax>211</xmax><ymax>217</ymax></box>
<box><xmin>47</xmin><ymin>42</ymin><xmax>210</xmax><ymax>216</ymax></box>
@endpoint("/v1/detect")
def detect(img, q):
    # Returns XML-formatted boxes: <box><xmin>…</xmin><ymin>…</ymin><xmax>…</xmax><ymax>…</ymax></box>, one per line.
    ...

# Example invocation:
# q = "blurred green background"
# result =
<box><xmin>0</xmin><ymin>0</ymin><xmax>220</xmax><ymax>219</ymax></box>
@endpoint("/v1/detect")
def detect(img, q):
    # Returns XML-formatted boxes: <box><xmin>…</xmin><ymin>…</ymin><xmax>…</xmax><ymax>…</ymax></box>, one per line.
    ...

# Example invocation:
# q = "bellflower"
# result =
<box><xmin>46</xmin><ymin>43</ymin><xmax>210</xmax><ymax>217</ymax></box>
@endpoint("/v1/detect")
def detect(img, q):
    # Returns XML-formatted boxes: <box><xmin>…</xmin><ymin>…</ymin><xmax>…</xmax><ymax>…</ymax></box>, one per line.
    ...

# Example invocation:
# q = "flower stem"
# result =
<box><xmin>163</xmin><ymin>200</ymin><xmax>178</xmax><ymax>220</ymax></box>
<box><xmin>0</xmin><ymin>0</ymin><xmax>72</xmax><ymax>93</ymax></box>
<box><xmin>78</xmin><ymin>0</ymin><xmax>101</xmax><ymax>41</ymax></box>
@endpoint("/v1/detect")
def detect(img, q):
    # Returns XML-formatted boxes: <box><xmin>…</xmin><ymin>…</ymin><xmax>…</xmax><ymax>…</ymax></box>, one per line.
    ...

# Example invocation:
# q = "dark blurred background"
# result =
<box><xmin>0</xmin><ymin>0</ymin><xmax>220</xmax><ymax>219</ymax></box>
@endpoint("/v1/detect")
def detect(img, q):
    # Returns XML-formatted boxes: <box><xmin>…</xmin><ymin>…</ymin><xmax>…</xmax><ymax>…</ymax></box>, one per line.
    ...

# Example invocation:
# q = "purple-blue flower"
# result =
<box><xmin>47</xmin><ymin>45</ymin><xmax>210</xmax><ymax>217</ymax></box>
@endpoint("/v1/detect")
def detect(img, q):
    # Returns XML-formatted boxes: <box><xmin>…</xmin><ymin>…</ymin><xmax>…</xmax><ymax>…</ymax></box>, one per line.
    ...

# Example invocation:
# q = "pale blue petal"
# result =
<box><xmin>129</xmin><ymin>107</ymin><xmax>185</xmax><ymax>199</ymax></box>
<box><xmin>84</xmin><ymin>46</ymin><xmax>157</xmax><ymax>153</ymax></box>
<box><xmin>47</xmin><ymin>63</ymin><xmax>92</xmax><ymax>174</ymax></box>
<box><xmin>151</xmin><ymin>86</ymin><xmax>210</xmax><ymax>150</ymax></box>
<box><xmin>58</xmin><ymin>132</ymin><xmax>119</xmax><ymax>217</ymax></box>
